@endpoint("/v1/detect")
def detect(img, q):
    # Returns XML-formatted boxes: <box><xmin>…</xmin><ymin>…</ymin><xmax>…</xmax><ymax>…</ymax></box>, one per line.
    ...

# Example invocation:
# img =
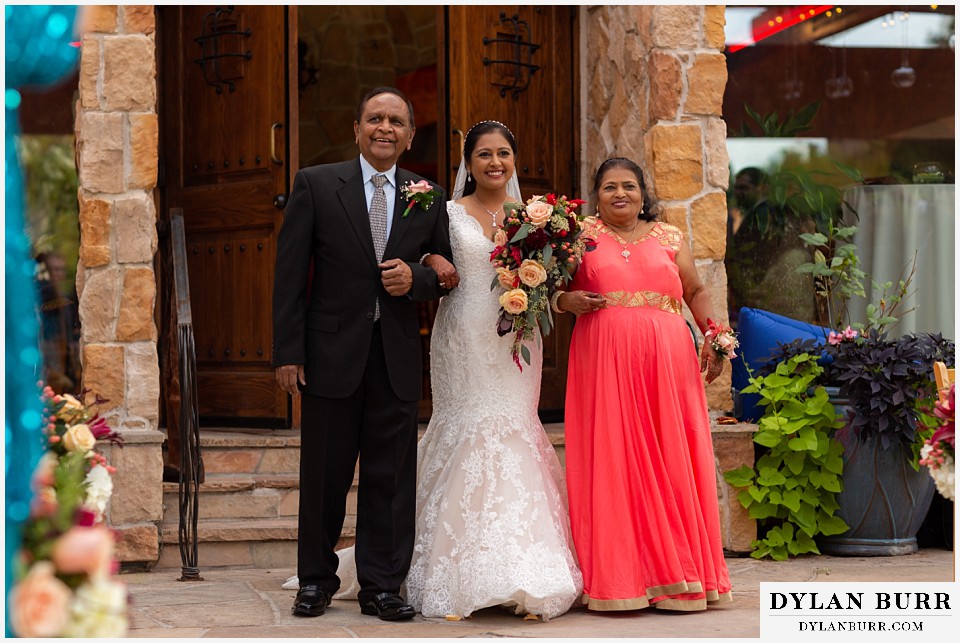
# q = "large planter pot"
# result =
<box><xmin>818</xmin><ymin>388</ymin><xmax>936</xmax><ymax>556</ymax></box>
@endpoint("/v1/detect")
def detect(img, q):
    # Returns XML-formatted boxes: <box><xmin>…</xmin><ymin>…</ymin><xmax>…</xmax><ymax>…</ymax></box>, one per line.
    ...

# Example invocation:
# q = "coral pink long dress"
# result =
<box><xmin>564</xmin><ymin>220</ymin><xmax>732</xmax><ymax>611</ymax></box>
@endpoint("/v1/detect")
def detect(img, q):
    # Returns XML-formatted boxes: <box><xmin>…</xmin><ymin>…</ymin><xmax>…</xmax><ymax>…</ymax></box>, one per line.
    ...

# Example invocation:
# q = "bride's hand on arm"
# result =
<box><xmin>423</xmin><ymin>253</ymin><xmax>459</xmax><ymax>290</ymax></box>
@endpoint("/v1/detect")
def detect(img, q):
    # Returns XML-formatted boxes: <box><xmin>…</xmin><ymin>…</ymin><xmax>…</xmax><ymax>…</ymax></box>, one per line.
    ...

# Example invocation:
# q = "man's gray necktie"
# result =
<box><xmin>370</xmin><ymin>174</ymin><xmax>389</xmax><ymax>320</ymax></box>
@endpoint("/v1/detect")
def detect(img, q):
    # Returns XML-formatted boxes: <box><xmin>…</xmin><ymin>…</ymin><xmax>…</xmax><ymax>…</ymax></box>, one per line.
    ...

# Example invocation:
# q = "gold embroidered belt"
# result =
<box><xmin>603</xmin><ymin>290</ymin><xmax>682</xmax><ymax>315</ymax></box>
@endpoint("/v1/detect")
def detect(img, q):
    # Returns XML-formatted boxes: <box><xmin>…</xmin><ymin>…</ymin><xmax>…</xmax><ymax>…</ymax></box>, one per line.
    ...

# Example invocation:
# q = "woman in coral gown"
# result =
<box><xmin>555</xmin><ymin>157</ymin><xmax>732</xmax><ymax>612</ymax></box>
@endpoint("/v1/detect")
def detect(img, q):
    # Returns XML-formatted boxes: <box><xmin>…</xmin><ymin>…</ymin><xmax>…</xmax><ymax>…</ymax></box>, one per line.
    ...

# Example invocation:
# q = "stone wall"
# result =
<box><xmin>75</xmin><ymin>5</ymin><xmax>163</xmax><ymax>565</ymax></box>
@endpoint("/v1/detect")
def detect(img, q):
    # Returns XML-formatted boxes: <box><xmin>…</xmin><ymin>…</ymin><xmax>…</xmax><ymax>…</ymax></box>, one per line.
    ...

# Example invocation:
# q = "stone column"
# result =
<box><xmin>75</xmin><ymin>5</ymin><xmax>162</xmax><ymax>566</ymax></box>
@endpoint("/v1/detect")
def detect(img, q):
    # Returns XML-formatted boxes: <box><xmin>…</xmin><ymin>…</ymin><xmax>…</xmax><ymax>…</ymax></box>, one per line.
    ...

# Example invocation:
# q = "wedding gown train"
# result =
<box><xmin>285</xmin><ymin>201</ymin><xmax>582</xmax><ymax>620</ymax></box>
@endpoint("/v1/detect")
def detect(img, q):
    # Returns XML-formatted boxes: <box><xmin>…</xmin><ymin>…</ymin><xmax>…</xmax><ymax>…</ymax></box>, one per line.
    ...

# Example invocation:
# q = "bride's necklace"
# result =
<box><xmin>604</xmin><ymin>218</ymin><xmax>641</xmax><ymax>262</ymax></box>
<box><xmin>472</xmin><ymin>194</ymin><xmax>503</xmax><ymax>236</ymax></box>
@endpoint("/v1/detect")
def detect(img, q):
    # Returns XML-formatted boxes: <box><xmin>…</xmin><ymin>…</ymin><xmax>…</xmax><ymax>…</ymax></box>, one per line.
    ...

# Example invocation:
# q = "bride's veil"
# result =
<box><xmin>451</xmin><ymin>151</ymin><xmax>522</xmax><ymax>202</ymax></box>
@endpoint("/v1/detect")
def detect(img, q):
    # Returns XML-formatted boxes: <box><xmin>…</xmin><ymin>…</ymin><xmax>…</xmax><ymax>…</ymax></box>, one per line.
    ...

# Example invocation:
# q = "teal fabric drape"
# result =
<box><xmin>5</xmin><ymin>5</ymin><xmax>78</xmax><ymax>636</ymax></box>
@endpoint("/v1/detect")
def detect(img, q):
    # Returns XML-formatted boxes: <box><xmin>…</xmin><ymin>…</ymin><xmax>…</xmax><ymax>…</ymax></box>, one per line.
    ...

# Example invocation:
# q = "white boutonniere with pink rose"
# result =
<box><xmin>400</xmin><ymin>179</ymin><xmax>441</xmax><ymax>217</ymax></box>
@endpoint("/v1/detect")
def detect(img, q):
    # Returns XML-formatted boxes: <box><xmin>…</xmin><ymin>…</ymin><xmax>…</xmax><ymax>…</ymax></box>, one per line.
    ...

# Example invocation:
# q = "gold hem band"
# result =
<box><xmin>582</xmin><ymin>587</ymin><xmax>733</xmax><ymax>612</ymax></box>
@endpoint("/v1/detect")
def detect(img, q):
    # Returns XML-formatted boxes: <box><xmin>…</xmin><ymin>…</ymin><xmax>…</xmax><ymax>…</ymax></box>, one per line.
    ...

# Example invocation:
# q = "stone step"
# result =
<box><xmin>189</xmin><ymin>429</ymin><xmax>301</xmax><ymax>476</ymax></box>
<box><xmin>160</xmin><ymin>474</ymin><xmax>302</xmax><ymax>525</ymax></box>
<box><xmin>156</xmin><ymin>516</ymin><xmax>356</xmax><ymax>570</ymax></box>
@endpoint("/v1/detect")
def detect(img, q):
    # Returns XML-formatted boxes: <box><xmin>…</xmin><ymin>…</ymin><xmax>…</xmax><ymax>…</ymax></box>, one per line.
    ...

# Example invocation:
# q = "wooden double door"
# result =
<box><xmin>159</xmin><ymin>5</ymin><xmax>578</xmax><ymax>427</ymax></box>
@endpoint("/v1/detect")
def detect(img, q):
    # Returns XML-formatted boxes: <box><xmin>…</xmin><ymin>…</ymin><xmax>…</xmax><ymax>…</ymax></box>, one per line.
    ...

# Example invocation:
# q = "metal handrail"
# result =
<box><xmin>169</xmin><ymin>210</ymin><xmax>203</xmax><ymax>581</ymax></box>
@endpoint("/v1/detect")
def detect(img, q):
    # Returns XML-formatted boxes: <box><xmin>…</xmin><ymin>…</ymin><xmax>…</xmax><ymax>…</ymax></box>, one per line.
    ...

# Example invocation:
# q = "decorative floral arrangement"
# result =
<box><xmin>8</xmin><ymin>385</ymin><xmax>128</xmax><ymax>638</ymax></box>
<box><xmin>705</xmin><ymin>318</ymin><xmax>739</xmax><ymax>359</ymax></box>
<box><xmin>920</xmin><ymin>383</ymin><xmax>955</xmax><ymax>501</ymax></box>
<box><xmin>401</xmin><ymin>179</ymin><xmax>440</xmax><ymax>217</ymax></box>
<box><xmin>489</xmin><ymin>193</ymin><xmax>595</xmax><ymax>369</ymax></box>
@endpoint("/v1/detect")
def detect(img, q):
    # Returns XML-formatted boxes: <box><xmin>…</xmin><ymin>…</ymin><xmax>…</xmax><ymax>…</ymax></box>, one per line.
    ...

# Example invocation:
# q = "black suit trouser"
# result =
<box><xmin>297</xmin><ymin>322</ymin><xmax>418</xmax><ymax>603</ymax></box>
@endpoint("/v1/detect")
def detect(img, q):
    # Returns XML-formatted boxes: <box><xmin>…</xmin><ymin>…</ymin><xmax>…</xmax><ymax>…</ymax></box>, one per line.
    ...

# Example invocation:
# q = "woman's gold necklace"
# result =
<box><xmin>605</xmin><ymin>219</ymin><xmax>641</xmax><ymax>262</ymax></box>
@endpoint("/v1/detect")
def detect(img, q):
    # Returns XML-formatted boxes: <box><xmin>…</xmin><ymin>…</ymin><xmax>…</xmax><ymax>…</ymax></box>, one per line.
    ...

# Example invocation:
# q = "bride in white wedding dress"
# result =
<box><xmin>286</xmin><ymin>120</ymin><xmax>582</xmax><ymax>620</ymax></box>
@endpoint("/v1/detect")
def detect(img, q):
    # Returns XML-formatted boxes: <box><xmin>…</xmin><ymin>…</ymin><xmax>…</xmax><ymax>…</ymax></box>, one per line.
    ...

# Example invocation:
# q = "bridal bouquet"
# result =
<box><xmin>489</xmin><ymin>193</ymin><xmax>596</xmax><ymax>369</ymax></box>
<box><xmin>920</xmin><ymin>383</ymin><xmax>955</xmax><ymax>501</ymax></box>
<box><xmin>8</xmin><ymin>385</ymin><xmax>128</xmax><ymax>638</ymax></box>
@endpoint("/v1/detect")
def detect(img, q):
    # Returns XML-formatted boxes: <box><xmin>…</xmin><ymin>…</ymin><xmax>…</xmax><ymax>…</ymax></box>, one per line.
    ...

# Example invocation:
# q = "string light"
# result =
<box><xmin>826</xmin><ymin>10</ymin><xmax>833</xmax><ymax>17</ymax></box>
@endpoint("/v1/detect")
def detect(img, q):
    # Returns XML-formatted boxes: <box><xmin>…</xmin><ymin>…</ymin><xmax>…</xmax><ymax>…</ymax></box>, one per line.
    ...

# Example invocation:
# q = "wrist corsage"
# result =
<box><xmin>401</xmin><ymin>180</ymin><xmax>441</xmax><ymax>217</ymax></box>
<box><xmin>704</xmin><ymin>318</ymin><xmax>738</xmax><ymax>359</ymax></box>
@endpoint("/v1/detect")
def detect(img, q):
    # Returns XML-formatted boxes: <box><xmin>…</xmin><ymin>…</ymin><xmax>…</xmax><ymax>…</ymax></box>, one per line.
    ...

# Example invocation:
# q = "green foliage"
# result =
<box><xmin>21</xmin><ymin>452</ymin><xmax>89</xmax><ymax>568</ymax></box>
<box><xmin>19</xmin><ymin>135</ymin><xmax>80</xmax><ymax>285</ymax></box>
<box><xmin>723</xmin><ymin>355</ymin><xmax>848</xmax><ymax>560</ymax></box>
<box><xmin>797</xmin><ymin>221</ymin><xmax>916</xmax><ymax>333</ymax></box>
<box><xmin>734</xmin><ymin>102</ymin><xmax>864</xmax><ymax>241</ymax></box>
<box><xmin>738</xmin><ymin>101</ymin><xmax>821</xmax><ymax>138</ymax></box>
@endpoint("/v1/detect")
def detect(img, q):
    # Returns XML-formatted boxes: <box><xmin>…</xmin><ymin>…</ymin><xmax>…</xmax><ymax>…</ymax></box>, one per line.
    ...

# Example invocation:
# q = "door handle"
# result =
<box><xmin>274</xmin><ymin>194</ymin><xmax>287</xmax><ymax>209</ymax></box>
<box><xmin>270</xmin><ymin>122</ymin><xmax>284</xmax><ymax>165</ymax></box>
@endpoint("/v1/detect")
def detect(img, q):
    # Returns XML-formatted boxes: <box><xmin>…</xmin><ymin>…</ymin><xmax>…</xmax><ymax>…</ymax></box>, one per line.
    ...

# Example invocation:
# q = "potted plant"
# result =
<box><xmin>738</xmin><ymin>216</ymin><xmax>954</xmax><ymax>556</ymax></box>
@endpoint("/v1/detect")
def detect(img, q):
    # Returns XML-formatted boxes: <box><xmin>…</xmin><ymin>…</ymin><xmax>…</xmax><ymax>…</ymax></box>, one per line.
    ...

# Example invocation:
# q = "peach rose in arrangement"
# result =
<box><xmin>55</xmin><ymin>393</ymin><xmax>85</xmax><ymax>422</ymax></box>
<box><xmin>9</xmin><ymin>561</ymin><xmax>72</xmax><ymax>637</ymax></box>
<box><xmin>518</xmin><ymin>259</ymin><xmax>547</xmax><ymax>288</ymax></box>
<box><xmin>63</xmin><ymin>422</ymin><xmax>96</xmax><ymax>454</ymax></box>
<box><xmin>52</xmin><ymin>526</ymin><xmax>115</xmax><ymax>579</ymax></box>
<box><xmin>496</xmin><ymin>267</ymin><xmax>518</xmax><ymax>290</ymax></box>
<box><xmin>493</xmin><ymin>228</ymin><xmax>508</xmax><ymax>247</ymax></box>
<box><xmin>525</xmin><ymin>200</ymin><xmax>554</xmax><ymax>228</ymax></box>
<box><xmin>499</xmin><ymin>288</ymin><xmax>529</xmax><ymax>315</ymax></box>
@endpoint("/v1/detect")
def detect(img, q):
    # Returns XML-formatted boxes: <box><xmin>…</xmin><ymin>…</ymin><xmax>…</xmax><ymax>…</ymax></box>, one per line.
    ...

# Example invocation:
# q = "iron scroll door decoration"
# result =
<box><xmin>194</xmin><ymin>6</ymin><xmax>252</xmax><ymax>94</ymax></box>
<box><xmin>170</xmin><ymin>211</ymin><xmax>204</xmax><ymax>582</ymax></box>
<box><xmin>482</xmin><ymin>12</ymin><xmax>541</xmax><ymax>99</ymax></box>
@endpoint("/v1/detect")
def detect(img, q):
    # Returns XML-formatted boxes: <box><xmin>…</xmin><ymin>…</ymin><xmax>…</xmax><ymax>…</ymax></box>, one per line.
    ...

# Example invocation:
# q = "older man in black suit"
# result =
<box><xmin>272</xmin><ymin>87</ymin><xmax>457</xmax><ymax>620</ymax></box>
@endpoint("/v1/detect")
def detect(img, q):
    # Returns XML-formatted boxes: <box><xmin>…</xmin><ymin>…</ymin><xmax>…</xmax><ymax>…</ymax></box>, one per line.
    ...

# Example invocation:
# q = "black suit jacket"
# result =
<box><xmin>272</xmin><ymin>158</ymin><xmax>451</xmax><ymax>401</ymax></box>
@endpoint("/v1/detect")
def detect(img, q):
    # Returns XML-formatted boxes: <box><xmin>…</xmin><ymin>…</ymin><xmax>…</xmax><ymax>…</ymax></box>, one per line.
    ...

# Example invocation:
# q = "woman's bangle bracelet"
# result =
<box><xmin>419</xmin><ymin>253</ymin><xmax>431</xmax><ymax>265</ymax></box>
<box><xmin>550</xmin><ymin>290</ymin><xmax>566</xmax><ymax>314</ymax></box>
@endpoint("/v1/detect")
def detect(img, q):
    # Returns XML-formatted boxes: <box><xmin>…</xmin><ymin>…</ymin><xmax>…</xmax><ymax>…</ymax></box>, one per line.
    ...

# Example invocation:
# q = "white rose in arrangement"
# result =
<box><xmin>62</xmin><ymin>579</ymin><xmax>129</xmax><ymax>638</ymax></box>
<box><xmin>83</xmin><ymin>464</ymin><xmax>114</xmax><ymax>520</ymax></box>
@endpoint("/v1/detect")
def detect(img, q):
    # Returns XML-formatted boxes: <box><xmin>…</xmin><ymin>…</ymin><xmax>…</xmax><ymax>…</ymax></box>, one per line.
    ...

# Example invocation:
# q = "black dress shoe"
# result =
<box><xmin>292</xmin><ymin>585</ymin><xmax>332</xmax><ymax>617</ymax></box>
<box><xmin>360</xmin><ymin>592</ymin><xmax>416</xmax><ymax>621</ymax></box>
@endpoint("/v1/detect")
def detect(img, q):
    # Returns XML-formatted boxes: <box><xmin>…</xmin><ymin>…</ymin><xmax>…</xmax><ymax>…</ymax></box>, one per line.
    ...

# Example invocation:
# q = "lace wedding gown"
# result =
<box><xmin>287</xmin><ymin>201</ymin><xmax>583</xmax><ymax>620</ymax></box>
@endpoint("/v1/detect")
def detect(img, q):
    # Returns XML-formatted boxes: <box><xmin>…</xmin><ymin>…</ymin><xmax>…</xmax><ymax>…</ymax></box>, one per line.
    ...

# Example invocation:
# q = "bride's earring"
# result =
<box><xmin>467</xmin><ymin>171</ymin><xmax>472</xmax><ymax>183</ymax></box>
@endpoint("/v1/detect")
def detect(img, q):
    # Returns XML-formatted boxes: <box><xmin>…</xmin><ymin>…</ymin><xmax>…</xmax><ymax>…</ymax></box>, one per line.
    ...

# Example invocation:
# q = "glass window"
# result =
<box><xmin>724</xmin><ymin>5</ymin><xmax>955</xmax><ymax>339</ymax></box>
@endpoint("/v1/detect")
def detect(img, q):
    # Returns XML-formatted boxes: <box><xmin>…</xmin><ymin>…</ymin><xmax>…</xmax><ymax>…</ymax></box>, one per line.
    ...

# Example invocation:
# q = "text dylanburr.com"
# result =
<box><xmin>761</xmin><ymin>582</ymin><xmax>956</xmax><ymax>639</ymax></box>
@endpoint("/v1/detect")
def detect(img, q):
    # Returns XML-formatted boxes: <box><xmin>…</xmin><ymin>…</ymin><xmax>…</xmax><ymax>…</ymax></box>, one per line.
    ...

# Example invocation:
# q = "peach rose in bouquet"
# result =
<box><xmin>518</xmin><ymin>259</ymin><xmax>547</xmax><ymax>288</ymax></box>
<box><xmin>499</xmin><ymin>289</ymin><xmax>529</xmax><ymax>315</ymax></box>
<box><xmin>525</xmin><ymin>200</ymin><xmax>554</xmax><ymax>228</ymax></box>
